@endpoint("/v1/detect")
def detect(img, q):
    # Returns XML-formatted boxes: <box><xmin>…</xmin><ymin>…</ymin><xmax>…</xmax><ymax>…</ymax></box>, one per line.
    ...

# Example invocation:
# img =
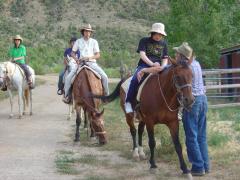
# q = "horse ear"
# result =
<box><xmin>168</xmin><ymin>56</ymin><xmax>177</xmax><ymax>66</ymax></box>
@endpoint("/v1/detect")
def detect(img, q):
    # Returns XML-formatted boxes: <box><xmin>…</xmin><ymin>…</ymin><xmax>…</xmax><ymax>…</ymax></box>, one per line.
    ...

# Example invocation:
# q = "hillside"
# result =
<box><xmin>0</xmin><ymin>0</ymin><xmax>239</xmax><ymax>75</ymax></box>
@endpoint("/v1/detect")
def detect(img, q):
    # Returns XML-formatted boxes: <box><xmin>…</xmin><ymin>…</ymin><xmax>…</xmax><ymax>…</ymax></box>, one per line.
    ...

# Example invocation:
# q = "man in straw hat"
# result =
<box><xmin>175</xmin><ymin>42</ymin><xmax>210</xmax><ymax>176</ymax></box>
<box><xmin>9</xmin><ymin>35</ymin><xmax>33</xmax><ymax>89</ymax></box>
<box><xmin>124</xmin><ymin>22</ymin><xmax>169</xmax><ymax>113</ymax></box>
<box><xmin>138</xmin><ymin>42</ymin><xmax>210</xmax><ymax>176</ymax></box>
<box><xmin>62</xmin><ymin>24</ymin><xmax>109</xmax><ymax>103</ymax></box>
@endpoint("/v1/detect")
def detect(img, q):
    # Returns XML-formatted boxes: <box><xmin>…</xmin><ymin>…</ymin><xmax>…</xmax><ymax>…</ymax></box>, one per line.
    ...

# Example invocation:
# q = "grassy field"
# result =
<box><xmin>55</xmin><ymin>83</ymin><xmax>240</xmax><ymax>179</ymax></box>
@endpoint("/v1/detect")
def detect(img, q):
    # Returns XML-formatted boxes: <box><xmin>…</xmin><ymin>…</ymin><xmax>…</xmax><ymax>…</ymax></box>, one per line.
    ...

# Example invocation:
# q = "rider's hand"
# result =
<box><xmin>137</xmin><ymin>69</ymin><xmax>145</xmax><ymax>82</ymax></box>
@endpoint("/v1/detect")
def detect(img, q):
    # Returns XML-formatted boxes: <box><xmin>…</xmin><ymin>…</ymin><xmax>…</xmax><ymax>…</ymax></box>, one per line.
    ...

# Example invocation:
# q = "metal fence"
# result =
<box><xmin>203</xmin><ymin>68</ymin><xmax>240</xmax><ymax>108</ymax></box>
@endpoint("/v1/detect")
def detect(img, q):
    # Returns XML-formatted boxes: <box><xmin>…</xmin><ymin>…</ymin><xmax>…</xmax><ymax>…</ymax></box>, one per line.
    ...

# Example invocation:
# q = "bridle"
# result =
<box><xmin>157</xmin><ymin>66</ymin><xmax>192</xmax><ymax>112</ymax></box>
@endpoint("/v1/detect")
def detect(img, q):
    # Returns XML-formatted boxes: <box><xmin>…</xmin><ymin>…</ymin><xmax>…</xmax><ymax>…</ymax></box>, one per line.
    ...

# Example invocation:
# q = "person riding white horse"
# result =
<box><xmin>0</xmin><ymin>61</ymin><xmax>35</xmax><ymax>118</ymax></box>
<box><xmin>9</xmin><ymin>35</ymin><xmax>34</xmax><ymax>89</ymax></box>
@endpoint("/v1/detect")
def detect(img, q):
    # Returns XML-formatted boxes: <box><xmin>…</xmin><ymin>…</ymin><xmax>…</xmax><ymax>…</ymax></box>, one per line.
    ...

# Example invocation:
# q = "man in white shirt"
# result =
<box><xmin>70</xmin><ymin>24</ymin><xmax>109</xmax><ymax>96</ymax></box>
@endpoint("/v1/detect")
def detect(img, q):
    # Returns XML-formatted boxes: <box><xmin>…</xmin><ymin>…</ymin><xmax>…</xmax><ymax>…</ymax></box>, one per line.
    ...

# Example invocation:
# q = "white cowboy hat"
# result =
<box><xmin>150</xmin><ymin>23</ymin><xmax>167</xmax><ymax>36</ymax></box>
<box><xmin>13</xmin><ymin>35</ymin><xmax>23</xmax><ymax>41</ymax></box>
<box><xmin>80</xmin><ymin>24</ymin><xmax>95</xmax><ymax>32</ymax></box>
<box><xmin>173</xmin><ymin>42</ymin><xmax>193</xmax><ymax>60</ymax></box>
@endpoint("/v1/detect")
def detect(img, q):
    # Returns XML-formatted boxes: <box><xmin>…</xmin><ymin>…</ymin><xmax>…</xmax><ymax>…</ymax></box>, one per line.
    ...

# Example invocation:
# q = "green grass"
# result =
<box><xmin>55</xmin><ymin>154</ymin><xmax>78</xmax><ymax>175</ymax></box>
<box><xmin>208</xmin><ymin>131</ymin><xmax>230</xmax><ymax>147</ymax></box>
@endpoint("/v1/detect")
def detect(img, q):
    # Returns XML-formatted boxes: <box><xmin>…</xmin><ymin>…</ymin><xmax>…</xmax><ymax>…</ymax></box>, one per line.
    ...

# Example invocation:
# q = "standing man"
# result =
<box><xmin>125</xmin><ymin>22</ymin><xmax>168</xmax><ymax>113</ymax></box>
<box><xmin>174</xmin><ymin>42</ymin><xmax>210</xmax><ymax>176</ymax></box>
<box><xmin>70</xmin><ymin>24</ymin><xmax>109</xmax><ymax>96</ymax></box>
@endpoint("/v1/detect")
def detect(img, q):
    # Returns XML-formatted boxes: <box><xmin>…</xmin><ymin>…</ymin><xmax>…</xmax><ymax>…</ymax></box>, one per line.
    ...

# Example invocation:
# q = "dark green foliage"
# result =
<box><xmin>10</xmin><ymin>0</ymin><xmax>27</xmax><ymax>17</ymax></box>
<box><xmin>1</xmin><ymin>0</ymin><xmax>240</xmax><ymax>74</ymax></box>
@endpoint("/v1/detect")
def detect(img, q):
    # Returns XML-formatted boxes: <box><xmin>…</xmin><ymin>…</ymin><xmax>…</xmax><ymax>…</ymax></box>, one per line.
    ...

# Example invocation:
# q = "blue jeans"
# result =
<box><xmin>182</xmin><ymin>95</ymin><xmax>209</xmax><ymax>172</ymax></box>
<box><xmin>125</xmin><ymin>64</ymin><xmax>149</xmax><ymax>103</ymax></box>
<box><xmin>58</xmin><ymin>70</ymin><xmax>65</xmax><ymax>90</ymax></box>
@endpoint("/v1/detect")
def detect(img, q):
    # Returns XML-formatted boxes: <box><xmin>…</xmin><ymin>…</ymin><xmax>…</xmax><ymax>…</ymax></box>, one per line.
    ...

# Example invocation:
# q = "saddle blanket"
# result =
<box><xmin>71</xmin><ymin>65</ymin><xmax>101</xmax><ymax>84</ymax></box>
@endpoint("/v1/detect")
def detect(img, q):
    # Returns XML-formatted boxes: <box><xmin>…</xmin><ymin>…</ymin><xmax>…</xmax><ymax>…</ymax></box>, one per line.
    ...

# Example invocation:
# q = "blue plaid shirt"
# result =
<box><xmin>190</xmin><ymin>59</ymin><xmax>206</xmax><ymax>96</ymax></box>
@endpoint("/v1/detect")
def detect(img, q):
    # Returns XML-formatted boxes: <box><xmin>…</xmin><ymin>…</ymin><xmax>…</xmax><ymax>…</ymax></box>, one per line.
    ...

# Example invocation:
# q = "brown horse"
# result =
<box><xmin>72</xmin><ymin>65</ymin><xmax>107</xmax><ymax>144</ymax></box>
<box><xmin>94</xmin><ymin>59</ymin><xmax>194</xmax><ymax>173</ymax></box>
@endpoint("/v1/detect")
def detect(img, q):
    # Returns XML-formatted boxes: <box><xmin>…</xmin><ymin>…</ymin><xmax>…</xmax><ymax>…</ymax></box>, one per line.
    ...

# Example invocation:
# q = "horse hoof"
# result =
<box><xmin>23</xmin><ymin>112</ymin><xmax>26</xmax><ymax>115</ymax></box>
<box><xmin>133</xmin><ymin>148</ymin><xmax>140</xmax><ymax>161</ymax></box>
<box><xmin>18</xmin><ymin>115</ymin><xmax>22</xmax><ymax>119</ymax></box>
<box><xmin>150</xmin><ymin>164</ymin><xmax>157</xmax><ymax>169</ymax></box>
<box><xmin>138</xmin><ymin>147</ymin><xmax>146</xmax><ymax>160</ymax></box>
<box><xmin>74</xmin><ymin>138</ymin><xmax>80</xmax><ymax>142</ymax></box>
<box><xmin>67</xmin><ymin>117</ymin><xmax>71</xmax><ymax>120</ymax></box>
<box><xmin>9</xmin><ymin>114</ymin><xmax>14</xmax><ymax>119</ymax></box>
<box><xmin>30</xmin><ymin>112</ymin><xmax>33</xmax><ymax>116</ymax></box>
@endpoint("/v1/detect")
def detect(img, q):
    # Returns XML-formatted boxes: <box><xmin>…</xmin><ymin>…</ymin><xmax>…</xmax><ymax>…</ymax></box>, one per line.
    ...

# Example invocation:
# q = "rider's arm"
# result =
<box><xmin>88</xmin><ymin>52</ymin><xmax>100</xmax><ymax>61</ymax></box>
<box><xmin>140</xmin><ymin>51</ymin><xmax>154</xmax><ymax>66</ymax></box>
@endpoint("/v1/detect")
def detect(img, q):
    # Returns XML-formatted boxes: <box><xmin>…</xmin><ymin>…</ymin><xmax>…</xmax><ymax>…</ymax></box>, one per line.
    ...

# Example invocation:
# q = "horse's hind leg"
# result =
<box><xmin>74</xmin><ymin>106</ymin><xmax>82</xmax><ymax>142</ymax></box>
<box><xmin>126</xmin><ymin>114</ymin><xmax>139</xmax><ymax>160</ymax></box>
<box><xmin>168</xmin><ymin>121</ymin><xmax>189</xmax><ymax>174</ymax></box>
<box><xmin>138</xmin><ymin>121</ymin><xmax>146</xmax><ymax>160</ymax></box>
<box><xmin>17</xmin><ymin>88</ymin><xmax>24</xmax><ymax>119</ymax></box>
<box><xmin>30</xmin><ymin>90</ymin><xmax>33</xmax><ymax>115</ymax></box>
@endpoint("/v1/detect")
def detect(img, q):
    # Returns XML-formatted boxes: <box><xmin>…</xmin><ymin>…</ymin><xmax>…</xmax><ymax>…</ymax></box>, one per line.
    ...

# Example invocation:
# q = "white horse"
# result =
<box><xmin>0</xmin><ymin>61</ymin><xmax>35</xmax><ymax>118</ymax></box>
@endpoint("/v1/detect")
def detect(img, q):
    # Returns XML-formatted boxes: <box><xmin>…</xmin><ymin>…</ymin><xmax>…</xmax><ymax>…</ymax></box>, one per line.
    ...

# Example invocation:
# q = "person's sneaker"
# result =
<box><xmin>191</xmin><ymin>170</ymin><xmax>205</xmax><ymax>176</ymax></box>
<box><xmin>57</xmin><ymin>89</ymin><xmax>63</xmax><ymax>95</ymax></box>
<box><xmin>62</xmin><ymin>96</ymin><xmax>71</xmax><ymax>104</ymax></box>
<box><xmin>125</xmin><ymin>102</ymin><xmax>133</xmax><ymax>113</ymax></box>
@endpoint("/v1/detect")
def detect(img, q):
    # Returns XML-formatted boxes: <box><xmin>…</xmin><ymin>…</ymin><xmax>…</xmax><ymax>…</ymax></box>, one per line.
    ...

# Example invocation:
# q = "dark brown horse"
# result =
<box><xmin>72</xmin><ymin>66</ymin><xmax>107</xmax><ymax>144</ymax></box>
<box><xmin>94</xmin><ymin>59</ymin><xmax>194</xmax><ymax>173</ymax></box>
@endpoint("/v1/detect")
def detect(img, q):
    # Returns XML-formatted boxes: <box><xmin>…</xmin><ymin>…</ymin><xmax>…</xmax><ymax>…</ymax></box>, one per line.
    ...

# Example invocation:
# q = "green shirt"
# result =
<box><xmin>9</xmin><ymin>44</ymin><xmax>26</xmax><ymax>64</ymax></box>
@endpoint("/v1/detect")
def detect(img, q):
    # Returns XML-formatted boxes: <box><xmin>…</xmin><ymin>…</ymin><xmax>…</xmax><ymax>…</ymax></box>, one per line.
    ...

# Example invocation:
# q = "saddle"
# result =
<box><xmin>71</xmin><ymin>65</ymin><xmax>101</xmax><ymax>84</ymax></box>
<box><xmin>121</xmin><ymin>74</ymin><xmax>152</xmax><ymax>102</ymax></box>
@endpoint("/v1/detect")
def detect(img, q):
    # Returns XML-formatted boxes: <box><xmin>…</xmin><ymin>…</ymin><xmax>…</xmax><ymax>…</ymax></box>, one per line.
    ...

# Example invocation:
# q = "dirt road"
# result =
<box><xmin>0</xmin><ymin>75</ymin><xmax>75</xmax><ymax>180</ymax></box>
<box><xmin>0</xmin><ymin>75</ymin><xmax>238</xmax><ymax>180</ymax></box>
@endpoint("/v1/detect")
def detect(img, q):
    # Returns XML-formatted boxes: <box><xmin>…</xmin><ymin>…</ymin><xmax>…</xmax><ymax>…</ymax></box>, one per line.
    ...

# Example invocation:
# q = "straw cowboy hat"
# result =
<box><xmin>150</xmin><ymin>23</ymin><xmax>167</xmax><ymax>36</ymax></box>
<box><xmin>13</xmin><ymin>35</ymin><xmax>23</xmax><ymax>41</ymax></box>
<box><xmin>173</xmin><ymin>42</ymin><xmax>193</xmax><ymax>60</ymax></box>
<box><xmin>80</xmin><ymin>24</ymin><xmax>95</xmax><ymax>33</ymax></box>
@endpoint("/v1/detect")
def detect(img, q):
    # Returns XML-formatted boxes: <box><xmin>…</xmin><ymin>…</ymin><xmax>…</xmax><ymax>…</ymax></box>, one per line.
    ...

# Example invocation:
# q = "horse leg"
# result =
<box><xmin>84</xmin><ymin>110</ymin><xmax>88</xmax><ymax>129</ymax></box>
<box><xmin>146</xmin><ymin>122</ymin><xmax>157</xmax><ymax>168</ymax></box>
<box><xmin>17</xmin><ymin>88</ymin><xmax>23</xmax><ymax>119</ymax></box>
<box><xmin>126</xmin><ymin>114</ymin><xmax>139</xmax><ymax>160</ymax></box>
<box><xmin>168</xmin><ymin>121</ymin><xmax>189</xmax><ymax>174</ymax></box>
<box><xmin>74</xmin><ymin>106</ymin><xmax>82</xmax><ymax>142</ymax></box>
<box><xmin>29</xmin><ymin>89</ymin><xmax>33</xmax><ymax>115</ymax></box>
<box><xmin>138</xmin><ymin>121</ymin><xmax>146</xmax><ymax>160</ymax></box>
<box><xmin>67</xmin><ymin>103</ymin><xmax>72</xmax><ymax>120</ymax></box>
<box><xmin>7</xmin><ymin>89</ymin><xmax>14</xmax><ymax>118</ymax></box>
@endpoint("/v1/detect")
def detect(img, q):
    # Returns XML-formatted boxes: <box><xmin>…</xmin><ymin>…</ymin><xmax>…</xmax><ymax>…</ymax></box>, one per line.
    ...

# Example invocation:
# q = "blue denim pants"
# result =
<box><xmin>125</xmin><ymin>64</ymin><xmax>149</xmax><ymax>103</ymax></box>
<box><xmin>182</xmin><ymin>95</ymin><xmax>209</xmax><ymax>172</ymax></box>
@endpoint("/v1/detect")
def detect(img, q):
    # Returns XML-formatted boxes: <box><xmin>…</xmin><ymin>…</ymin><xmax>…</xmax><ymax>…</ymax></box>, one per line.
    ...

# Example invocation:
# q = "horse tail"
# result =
<box><xmin>24</xmin><ymin>89</ymin><xmax>29</xmax><ymax>107</ymax></box>
<box><xmin>93</xmin><ymin>78</ymin><xmax>126</xmax><ymax>104</ymax></box>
